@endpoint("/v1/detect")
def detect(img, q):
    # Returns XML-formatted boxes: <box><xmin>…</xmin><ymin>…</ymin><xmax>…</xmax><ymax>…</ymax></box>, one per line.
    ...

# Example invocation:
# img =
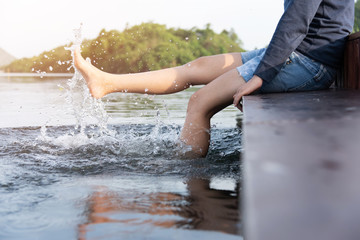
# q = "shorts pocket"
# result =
<box><xmin>260</xmin><ymin>51</ymin><xmax>336</xmax><ymax>93</ymax></box>
<box><xmin>313</xmin><ymin>64</ymin><xmax>337</xmax><ymax>89</ymax></box>
<box><xmin>288</xmin><ymin>64</ymin><xmax>334</xmax><ymax>92</ymax></box>
<box><xmin>296</xmin><ymin>52</ymin><xmax>321</xmax><ymax>75</ymax></box>
<box><xmin>287</xmin><ymin>53</ymin><xmax>326</xmax><ymax>92</ymax></box>
<box><xmin>313</xmin><ymin>64</ymin><xmax>327</xmax><ymax>82</ymax></box>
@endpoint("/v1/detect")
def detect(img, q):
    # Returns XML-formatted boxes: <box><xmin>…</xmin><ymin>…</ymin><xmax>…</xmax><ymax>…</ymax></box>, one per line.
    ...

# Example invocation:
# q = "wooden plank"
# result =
<box><xmin>342</xmin><ymin>32</ymin><xmax>360</xmax><ymax>89</ymax></box>
<box><xmin>242</xmin><ymin>89</ymin><xmax>360</xmax><ymax>240</ymax></box>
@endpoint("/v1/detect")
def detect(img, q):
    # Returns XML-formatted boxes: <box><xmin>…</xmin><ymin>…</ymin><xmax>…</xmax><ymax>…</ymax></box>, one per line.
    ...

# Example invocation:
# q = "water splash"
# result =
<box><xmin>35</xmin><ymin>21</ymin><xmax>191</xmax><ymax>152</ymax></box>
<box><xmin>37</xmin><ymin>24</ymin><xmax>191</xmax><ymax>154</ymax></box>
<box><xmin>37</xmin><ymin>24</ymin><xmax>113</xmax><ymax>150</ymax></box>
<box><xmin>2</xmin><ymin>125</ymin><xmax>240</xmax><ymax>177</ymax></box>
<box><xmin>67</xmin><ymin>24</ymin><xmax>110</xmax><ymax>134</ymax></box>
<box><xmin>40</xmin><ymin>25</ymin><xmax>108</xmax><ymax>144</ymax></box>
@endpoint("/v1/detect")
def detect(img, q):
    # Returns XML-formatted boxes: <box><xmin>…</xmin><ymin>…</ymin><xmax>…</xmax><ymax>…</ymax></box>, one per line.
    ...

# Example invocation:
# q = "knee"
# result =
<box><xmin>183</xmin><ymin>56</ymin><xmax>208</xmax><ymax>78</ymax></box>
<box><xmin>182</xmin><ymin>57</ymin><xmax>209</xmax><ymax>85</ymax></box>
<box><xmin>187</xmin><ymin>56</ymin><xmax>208</xmax><ymax>70</ymax></box>
<box><xmin>187</xmin><ymin>90</ymin><xmax>210</xmax><ymax>118</ymax></box>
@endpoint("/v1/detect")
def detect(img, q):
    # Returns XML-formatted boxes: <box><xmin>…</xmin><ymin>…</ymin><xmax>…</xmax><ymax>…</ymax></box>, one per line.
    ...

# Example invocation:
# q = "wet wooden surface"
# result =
<box><xmin>242</xmin><ymin>89</ymin><xmax>360</xmax><ymax>240</ymax></box>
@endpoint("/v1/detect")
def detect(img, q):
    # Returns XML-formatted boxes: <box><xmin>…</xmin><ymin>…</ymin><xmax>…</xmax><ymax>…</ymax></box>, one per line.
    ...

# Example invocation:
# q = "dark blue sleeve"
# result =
<box><xmin>254</xmin><ymin>0</ymin><xmax>323</xmax><ymax>83</ymax></box>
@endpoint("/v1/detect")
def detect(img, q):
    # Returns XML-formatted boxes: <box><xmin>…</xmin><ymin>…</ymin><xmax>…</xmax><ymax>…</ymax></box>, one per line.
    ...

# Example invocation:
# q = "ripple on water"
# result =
<box><xmin>0</xmin><ymin>124</ymin><xmax>241</xmax><ymax>177</ymax></box>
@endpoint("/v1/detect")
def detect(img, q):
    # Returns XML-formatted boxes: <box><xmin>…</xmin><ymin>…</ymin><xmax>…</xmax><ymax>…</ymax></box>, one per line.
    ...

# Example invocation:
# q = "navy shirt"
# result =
<box><xmin>254</xmin><ymin>0</ymin><xmax>354</xmax><ymax>83</ymax></box>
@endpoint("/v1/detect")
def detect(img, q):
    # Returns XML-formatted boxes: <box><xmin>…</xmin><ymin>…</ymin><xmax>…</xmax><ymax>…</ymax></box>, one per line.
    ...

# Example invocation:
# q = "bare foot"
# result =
<box><xmin>73</xmin><ymin>48</ymin><xmax>108</xmax><ymax>99</ymax></box>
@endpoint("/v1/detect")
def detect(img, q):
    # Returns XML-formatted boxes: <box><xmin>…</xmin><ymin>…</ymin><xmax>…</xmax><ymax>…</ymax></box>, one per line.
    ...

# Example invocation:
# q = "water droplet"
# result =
<box><xmin>49</xmin><ymin>66</ymin><xmax>53</xmax><ymax>71</ymax></box>
<box><xmin>144</xmin><ymin>88</ymin><xmax>149</xmax><ymax>93</ymax></box>
<box><xmin>40</xmin><ymin>71</ymin><xmax>46</xmax><ymax>78</ymax></box>
<box><xmin>57</xmin><ymin>60</ymin><xmax>62</xmax><ymax>65</ymax></box>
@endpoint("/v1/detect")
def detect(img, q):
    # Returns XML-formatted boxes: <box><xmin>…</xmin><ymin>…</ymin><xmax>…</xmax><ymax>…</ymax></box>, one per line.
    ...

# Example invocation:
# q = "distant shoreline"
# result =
<box><xmin>0</xmin><ymin>73</ymin><xmax>74</xmax><ymax>78</ymax></box>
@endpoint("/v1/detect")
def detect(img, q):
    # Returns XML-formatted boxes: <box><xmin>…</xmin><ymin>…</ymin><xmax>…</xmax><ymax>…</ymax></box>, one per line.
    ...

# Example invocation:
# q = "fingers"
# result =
<box><xmin>233</xmin><ymin>76</ymin><xmax>263</xmax><ymax>107</ymax></box>
<box><xmin>233</xmin><ymin>76</ymin><xmax>263</xmax><ymax>110</ymax></box>
<box><xmin>237</xmin><ymin>103</ymin><xmax>243</xmax><ymax>112</ymax></box>
<box><xmin>233</xmin><ymin>89</ymin><xmax>243</xmax><ymax>107</ymax></box>
<box><xmin>236</xmin><ymin>97</ymin><xmax>243</xmax><ymax>111</ymax></box>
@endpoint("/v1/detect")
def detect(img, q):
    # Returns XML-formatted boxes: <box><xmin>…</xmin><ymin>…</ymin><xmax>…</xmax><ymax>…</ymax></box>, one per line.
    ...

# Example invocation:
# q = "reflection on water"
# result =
<box><xmin>78</xmin><ymin>178</ymin><xmax>240</xmax><ymax>240</ymax></box>
<box><xmin>0</xmin><ymin>76</ymin><xmax>242</xmax><ymax>239</ymax></box>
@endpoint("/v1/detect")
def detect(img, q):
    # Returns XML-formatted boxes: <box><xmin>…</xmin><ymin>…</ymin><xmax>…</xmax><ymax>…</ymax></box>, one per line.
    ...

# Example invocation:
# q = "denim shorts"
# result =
<box><xmin>236</xmin><ymin>48</ymin><xmax>337</xmax><ymax>93</ymax></box>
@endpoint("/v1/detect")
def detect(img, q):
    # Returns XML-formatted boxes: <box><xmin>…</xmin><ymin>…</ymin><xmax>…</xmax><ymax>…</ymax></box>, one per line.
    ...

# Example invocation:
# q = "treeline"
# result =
<box><xmin>355</xmin><ymin>0</ymin><xmax>360</xmax><ymax>33</ymax></box>
<box><xmin>2</xmin><ymin>23</ymin><xmax>244</xmax><ymax>74</ymax></box>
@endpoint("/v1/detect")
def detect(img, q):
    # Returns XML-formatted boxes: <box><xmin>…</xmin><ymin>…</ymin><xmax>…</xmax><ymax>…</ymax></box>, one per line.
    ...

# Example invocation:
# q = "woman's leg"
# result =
<box><xmin>180</xmin><ymin>69</ymin><xmax>246</xmax><ymax>157</ymax></box>
<box><xmin>74</xmin><ymin>49</ymin><xmax>245</xmax><ymax>157</ymax></box>
<box><xmin>74</xmin><ymin>49</ymin><xmax>243</xmax><ymax>98</ymax></box>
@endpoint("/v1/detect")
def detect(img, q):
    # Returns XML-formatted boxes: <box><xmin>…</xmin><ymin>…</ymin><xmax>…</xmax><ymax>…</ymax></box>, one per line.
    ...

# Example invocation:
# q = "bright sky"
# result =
<box><xmin>0</xmin><ymin>0</ymin><xmax>284</xmax><ymax>59</ymax></box>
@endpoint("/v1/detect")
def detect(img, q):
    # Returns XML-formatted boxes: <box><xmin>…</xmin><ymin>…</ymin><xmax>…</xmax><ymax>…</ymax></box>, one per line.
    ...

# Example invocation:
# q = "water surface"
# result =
<box><xmin>0</xmin><ymin>75</ymin><xmax>242</xmax><ymax>240</ymax></box>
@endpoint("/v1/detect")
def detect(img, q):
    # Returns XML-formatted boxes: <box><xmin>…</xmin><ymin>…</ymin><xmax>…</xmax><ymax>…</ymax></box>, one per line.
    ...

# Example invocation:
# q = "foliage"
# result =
<box><xmin>2</xmin><ymin>22</ymin><xmax>244</xmax><ymax>73</ymax></box>
<box><xmin>355</xmin><ymin>0</ymin><xmax>360</xmax><ymax>32</ymax></box>
<box><xmin>1</xmin><ymin>45</ymin><xmax>73</xmax><ymax>73</ymax></box>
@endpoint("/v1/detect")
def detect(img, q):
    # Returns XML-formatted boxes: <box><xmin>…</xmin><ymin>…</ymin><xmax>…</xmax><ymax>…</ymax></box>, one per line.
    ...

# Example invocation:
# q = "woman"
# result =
<box><xmin>74</xmin><ymin>0</ymin><xmax>354</xmax><ymax>157</ymax></box>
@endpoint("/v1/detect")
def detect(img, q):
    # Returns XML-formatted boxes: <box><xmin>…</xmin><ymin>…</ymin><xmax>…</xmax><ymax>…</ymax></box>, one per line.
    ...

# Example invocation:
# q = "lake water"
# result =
<box><xmin>0</xmin><ymin>74</ymin><xmax>243</xmax><ymax>240</ymax></box>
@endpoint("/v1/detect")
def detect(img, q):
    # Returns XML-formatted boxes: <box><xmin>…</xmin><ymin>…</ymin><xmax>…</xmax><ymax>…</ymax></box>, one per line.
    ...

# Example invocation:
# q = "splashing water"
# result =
<box><xmin>40</xmin><ymin>24</ymin><xmax>112</xmax><ymax>147</ymax></box>
<box><xmin>65</xmin><ymin>24</ymin><xmax>109</xmax><ymax>135</ymax></box>
<box><xmin>37</xmin><ymin>24</ymin><xmax>191</xmax><ymax>155</ymax></box>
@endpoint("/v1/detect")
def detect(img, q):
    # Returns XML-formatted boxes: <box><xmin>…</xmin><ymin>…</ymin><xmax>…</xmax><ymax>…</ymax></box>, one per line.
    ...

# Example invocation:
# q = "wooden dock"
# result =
<box><xmin>242</xmin><ymin>32</ymin><xmax>360</xmax><ymax>239</ymax></box>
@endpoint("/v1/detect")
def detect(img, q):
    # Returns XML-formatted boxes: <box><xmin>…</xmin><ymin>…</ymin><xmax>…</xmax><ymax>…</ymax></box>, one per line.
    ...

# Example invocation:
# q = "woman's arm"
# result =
<box><xmin>233</xmin><ymin>0</ymin><xmax>323</xmax><ymax>107</ymax></box>
<box><xmin>254</xmin><ymin>0</ymin><xmax>322</xmax><ymax>83</ymax></box>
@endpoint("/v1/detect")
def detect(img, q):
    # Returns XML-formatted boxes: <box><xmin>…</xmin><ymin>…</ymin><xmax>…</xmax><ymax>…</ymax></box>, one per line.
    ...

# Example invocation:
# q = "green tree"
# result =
<box><xmin>1</xmin><ymin>45</ymin><xmax>72</xmax><ymax>73</ymax></box>
<box><xmin>2</xmin><ymin>22</ymin><xmax>244</xmax><ymax>74</ymax></box>
<box><xmin>355</xmin><ymin>0</ymin><xmax>360</xmax><ymax>32</ymax></box>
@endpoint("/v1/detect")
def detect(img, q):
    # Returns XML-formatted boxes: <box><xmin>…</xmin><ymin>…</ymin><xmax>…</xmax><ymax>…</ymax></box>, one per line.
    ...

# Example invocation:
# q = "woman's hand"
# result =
<box><xmin>233</xmin><ymin>75</ymin><xmax>263</xmax><ymax>111</ymax></box>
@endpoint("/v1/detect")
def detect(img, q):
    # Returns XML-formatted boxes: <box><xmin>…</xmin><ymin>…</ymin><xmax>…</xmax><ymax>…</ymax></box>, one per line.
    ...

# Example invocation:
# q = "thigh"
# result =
<box><xmin>260</xmin><ymin>52</ymin><xmax>337</xmax><ymax>93</ymax></box>
<box><xmin>191</xmin><ymin>69</ymin><xmax>246</xmax><ymax>117</ymax></box>
<box><xmin>189</xmin><ymin>52</ymin><xmax>243</xmax><ymax>86</ymax></box>
<box><xmin>189</xmin><ymin>49</ymin><xmax>265</xmax><ymax>86</ymax></box>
